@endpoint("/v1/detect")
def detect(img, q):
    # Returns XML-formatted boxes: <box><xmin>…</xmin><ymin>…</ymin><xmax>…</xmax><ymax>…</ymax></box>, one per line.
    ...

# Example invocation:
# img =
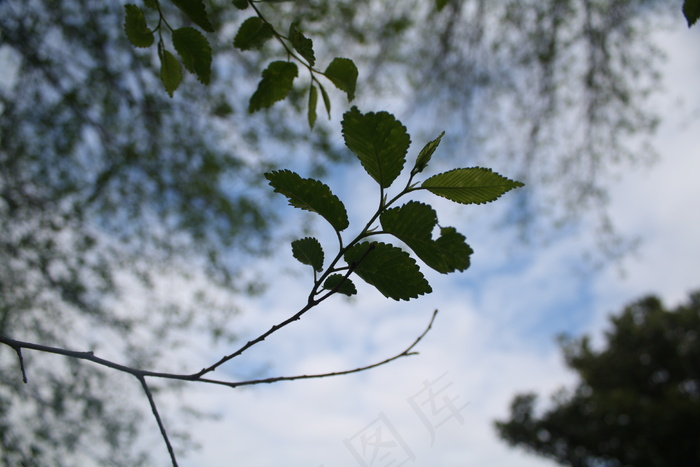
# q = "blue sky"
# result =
<box><xmin>136</xmin><ymin>23</ymin><xmax>700</xmax><ymax>467</ymax></box>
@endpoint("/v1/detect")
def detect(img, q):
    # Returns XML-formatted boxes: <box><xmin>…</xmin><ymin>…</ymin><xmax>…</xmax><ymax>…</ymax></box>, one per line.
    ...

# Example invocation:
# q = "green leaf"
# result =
<box><xmin>323</xmin><ymin>274</ymin><xmax>357</xmax><ymax>296</ymax></box>
<box><xmin>380</xmin><ymin>201</ymin><xmax>472</xmax><ymax>273</ymax></box>
<box><xmin>289</xmin><ymin>24</ymin><xmax>315</xmax><ymax>66</ymax></box>
<box><xmin>341</xmin><ymin>107</ymin><xmax>410</xmax><ymax>189</ymax></box>
<box><xmin>170</xmin><ymin>0</ymin><xmax>214</xmax><ymax>32</ymax></box>
<box><xmin>249</xmin><ymin>61</ymin><xmax>298</xmax><ymax>112</ymax></box>
<box><xmin>324</xmin><ymin>58</ymin><xmax>358</xmax><ymax>101</ymax></box>
<box><xmin>232</xmin><ymin>0</ymin><xmax>249</xmax><ymax>10</ymax></box>
<box><xmin>265</xmin><ymin>170</ymin><xmax>349</xmax><ymax>231</ymax></box>
<box><xmin>143</xmin><ymin>0</ymin><xmax>158</xmax><ymax>9</ymax></box>
<box><xmin>234</xmin><ymin>17</ymin><xmax>274</xmax><ymax>51</ymax></box>
<box><xmin>124</xmin><ymin>5</ymin><xmax>154</xmax><ymax>48</ymax></box>
<box><xmin>172</xmin><ymin>27</ymin><xmax>212</xmax><ymax>84</ymax></box>
<box><xmin>308</xmin><ymin>84</ymin><xmax>318</xmax><ymax>129</ymax></box>
<box><xmin>158</xmin><ymin>46</ymin><xmax>182</xmax><ymax>97</ymax></box>
<box><xmin>344</xmin><ymin>242</ymin><xmax>431</xmax><ymax>301</ymax></box>
<box><xmin>412</xmin><ymin>131</ymin><xmax>445</xmax><ymax>175</ymax></box>
<box><xmin>291</xmin><ymin>237</ymin><xmax>324</xmax><ymax>271</ymax></box>
<box><xmin>684</xmin><ymin>0</ymin><xmax>700</xmax><ymax>27</ymax></box>
<box><xmin>318</xmin><ymin>83</ymin><xmax>331</xmax><ymax>119</ymax></box>
<box><xmin>435</xmin><ymin>0</ymin><xmax>449</xmax><ymax>11</ymax></box>
<box><xmin>420</xmin><ymin>167</ymin><xmax>524</xmax><ymax>204</ymax></box>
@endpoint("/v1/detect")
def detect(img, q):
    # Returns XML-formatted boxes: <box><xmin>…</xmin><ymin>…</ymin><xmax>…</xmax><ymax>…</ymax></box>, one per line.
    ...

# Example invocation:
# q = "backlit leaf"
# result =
<box><xmin>234</xmin><ymin>17</ymin><xmax>274</xmax><ymax>51</ymax></box>
<box><xmin>308</xmin><ymin>84</ymin><xmax>318</xmax><ymax>129</ymax></box>
<box><xmin>380</xmin><ymin>201</ymin><xmax>472</xmax><ymax>273</ymax></box>
<box><xmin>319</xmin><ymin>83</ymin><xmax>331</xmax><ymax>119</ymax></box>
<box><xmin>344</xmin><ymin>242</ymin><xmax>431</xmax><ymax>301</ymax></box>
<box><xmin>171</xmin><ymin>0</ymin><xmax>214</xmax><ymax>32</ymax></box>
<box><xmin>341</xmin><ymin>107</ymin><xmax>410</xmax><ymax>188</ymax></box>
<box><xmin>249</xmin><ymin>61</ymin><xmax>298</xmax><ymax>112</ymax></box>
<box><xmin>324</xmin><ymin>58</ymin><xmax>358</xmax><ymax>101</ymax></box>
<box><xmin>291</xmin><ymin>237</ymin><xmax>324</xmax><ymax>271</ymax></box>
<box><xmin>158</xmin><ymin>46</ymin><xmax>182</xmax><ymax>97</ymax></box>
<box><xmin>420</xmin><ymin>167</ymin><xmax>523</xmax><ymax>204</ymax></box>
<box><xmin>412</xmin><ymin>131</ymin><xmax>445</xmax><ymax>175</ymax></box>
<box><xmin>172</xmin><ymin>27</ymin><xmax>212</xmax><ymax>84</ymax></box>
<box><xmin>124</xmin><ymin>5</ymin><xmax>154</xmax><ymax>48</ymax></box>
<box><xmin>323</xmin><ymin>274</ymin><xmax>357</xmax><ymax>296</ymax></box>
<box><xmin>265</xmin><ymin>170</ymin><xmax>349</xmax><ymax>231</ymax></box>
<box><xmin>289</xmin><ymin>24</ymin><xmax>315</xmax><ymax>66</ymax></box>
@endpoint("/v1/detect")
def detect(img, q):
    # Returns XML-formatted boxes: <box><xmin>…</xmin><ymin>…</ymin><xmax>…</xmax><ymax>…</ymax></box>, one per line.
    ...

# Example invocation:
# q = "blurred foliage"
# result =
<box><xmin>0</xmin><ymin>0</ymin><xmax>677</xmax><ymax>463</ymax></box>
<box><xmin>495</xmin><ymin>291</ymin><xmax>700</xmax><ymax>467</ymax></box>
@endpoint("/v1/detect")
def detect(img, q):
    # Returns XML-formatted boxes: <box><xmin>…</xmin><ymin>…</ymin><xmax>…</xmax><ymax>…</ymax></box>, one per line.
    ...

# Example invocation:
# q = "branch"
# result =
<box><xmin>191</xmin><ymin>244</ymin><xmax>377</xmax><ymax>379</ymax></box>
<box><xmin>138</xmin><ymin>376</ymin><xmax>179</xmax><ymax>467</ymax></box>
<box><xmin>0</xmin><ymin>305</ymin><xmax>439</xmax><ymax>467</ymax></box>
<box><xmin>193</xmin><ymin>309</ymin><xmax>439</xmax><ymax>389</ymax></box>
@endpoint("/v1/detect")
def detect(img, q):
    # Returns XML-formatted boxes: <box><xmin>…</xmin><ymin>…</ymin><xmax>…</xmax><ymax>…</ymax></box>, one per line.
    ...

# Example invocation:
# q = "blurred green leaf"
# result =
<box><xmin>158</xmin><ymin>46</ymin><xmax>182</xmax><ymax>97</ymax></box>
<box><xmin>341</xmin><ymin>107</ymin><xmax>410</xmax><ymax>189</ymax></box>
<box><xmin>421</xmin><ymin>167</ymin><xmax>524</xmax><ymax>204</ymax></box>
<box><xmin>249</xmin><ymin>61</ymin><xmax>298</xmax><ymax>112</ymax></box>
<box><xmin>265</xmin><ymin>169</ymin><xmax>349</xmax><ymax>231</ymax></box>
<box><xmin>234</xmin><ymin>17</ymin><xmax>274</xmax><ymax>51</ymax></box>
<box><xmin>435</xmin><ymin>0</ymin><xmax>449</xmax><ymax>11</ymax></box>
<box><xmin>308</xmin><ymin>84</ymin><xmax>318</xmax><ymax>128</ymax></box>
<box><xmin>324</xmin><ymin>57</ymin><xmax>358</xmax><ymax>101</ymax></box>
<box><xmin>323</xmin><ymin>274</ymin><xmax>357</xmax><ymax>296</ymax></box>
<box><xmin>232</xmin><ymin>0</ymin><xmax>249</xmax><ymax>10</ymax></box>
<box><xmin>170</xmin><ymin>0</ymin><xmax>214</xmax><ymax>32</ymax></box>
<box><xmin>124</xmin><ymin>5</ymin><xmax>154</xmax><ymax>48</ymax></box>
<box><xmin>380</xmin><ymin>201</ymin><xmax>472</xmax><ymax>273</ymax></box>
<box><xmin>319</xmin><ymin>83</ymin><xmax>331</xmax><ymax>119</ymax></box>
<box><xmin>172</xmin><ymin>27</ymin><xmax>212</xmax><ymax>84</ymax></box>
<box><xmin>684</xmin><ymin>0</ymin><xmax>700</xmax><ymax>27</ymax></box>
<box><xmin>344</xmin><ymin>242</ymin><xmax>431</xmax><ymax>301</ymax></box>
<box><xmin>291</xmin><ymin>237</ymin><xmax>324</xmax><ymax>271</ymax></box>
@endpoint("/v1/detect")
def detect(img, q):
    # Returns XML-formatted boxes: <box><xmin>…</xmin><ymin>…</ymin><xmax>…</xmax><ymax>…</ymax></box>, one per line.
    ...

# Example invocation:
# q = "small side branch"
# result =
<box><xmin>194</xmin><ymin>309</ymin><xmax>439</xmax><ymax>389</ymax></box>
<box><xmin>138</xmin><ymin>376</ymin><xmax>178</xmax><ymax>467</ymax></box>
<box><xmin>11</xmin><ymin>344</ymin><xmax>28</xmax><ymax>383</ymax></box>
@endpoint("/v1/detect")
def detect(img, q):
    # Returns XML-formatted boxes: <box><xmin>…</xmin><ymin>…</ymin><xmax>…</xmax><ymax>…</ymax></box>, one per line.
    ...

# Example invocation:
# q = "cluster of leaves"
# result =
<box><xmin>0</xmin><ymin>107</ymin><xmax>522</xmax><ymax>466</ymax></box>
<box><xmin>267</xmin><ymin>107</ymin><xmax>523</xmax><ymax>301</ymax></box>
<box><xmin>124</xmin><ymin>0</ymin><xmax>358</xmax><ymax>127</ymax></box>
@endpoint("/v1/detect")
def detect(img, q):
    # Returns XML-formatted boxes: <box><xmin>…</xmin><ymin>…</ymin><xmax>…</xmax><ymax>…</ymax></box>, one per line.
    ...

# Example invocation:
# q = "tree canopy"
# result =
<box><xmin>495</xmin><ymin>291</ymin><xmax>700</xmax><ymax>467</ymax></box>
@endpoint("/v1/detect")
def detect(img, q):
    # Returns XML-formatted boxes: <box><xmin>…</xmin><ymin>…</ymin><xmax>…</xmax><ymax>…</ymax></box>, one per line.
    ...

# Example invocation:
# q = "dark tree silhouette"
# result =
<box><xmin>495</xmin><ymin>291</ymin><xmax>700</xmax><ymax>467</ymax></box>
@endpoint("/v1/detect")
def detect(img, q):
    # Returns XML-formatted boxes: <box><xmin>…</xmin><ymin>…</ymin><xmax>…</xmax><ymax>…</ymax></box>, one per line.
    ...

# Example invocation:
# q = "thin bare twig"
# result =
<box><xmin>138</xmin><ymin>376</ymin><xmax>178</xmax><ymax>467</ymax></box>
<box><xmin>193</xmin><ymin>309</ymin><xmax>439</xmax><ymax>389</ymax></box>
